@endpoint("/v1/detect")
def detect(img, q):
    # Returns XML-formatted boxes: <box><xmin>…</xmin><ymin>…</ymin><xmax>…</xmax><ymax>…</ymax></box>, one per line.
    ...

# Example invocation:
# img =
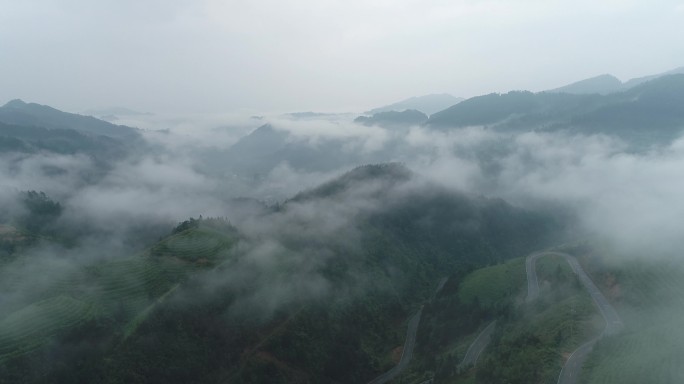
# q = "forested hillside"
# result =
<box><xmin>0</xmin><ymin>164</ymin><xmax>565</xmax><ymax>383</ymax></box>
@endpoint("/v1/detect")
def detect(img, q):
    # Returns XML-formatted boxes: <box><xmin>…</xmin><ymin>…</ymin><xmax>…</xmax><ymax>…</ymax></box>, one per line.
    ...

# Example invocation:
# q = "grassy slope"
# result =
<box><xmin>0</xmin><ymin>222</ymin><xmax>238</xmax><ymax>368</ymax></box>
<box><xmin>401</xmin><ymin>252</ymin><xmax>602</xmax><ymax>384</ymax></box>
<box><xmin>458</xmin><ymin>257</ymin><xmax>527</xmax><ymax>309</ymax></box>
<box><xmin>399</xmin><ymin>258</ymin><xmax>528</xmax><ymax>384</ymax></box>
<box><xmin>581</xmin><ymin>257</ymin><xmax>684</xmax><ymax>383</ymax></box>
<box><xmin>474</xmin><ymin>252</ymin><xmax>601</xmax><ymax>384</ymax></box>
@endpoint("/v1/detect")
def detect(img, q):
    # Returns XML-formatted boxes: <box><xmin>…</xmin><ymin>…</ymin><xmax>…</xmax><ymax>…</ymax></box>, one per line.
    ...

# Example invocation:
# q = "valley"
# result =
<box><xmin>2</xmin><ymin>65</ymin><xmax>684</xmax><ymax>383</ymax></box>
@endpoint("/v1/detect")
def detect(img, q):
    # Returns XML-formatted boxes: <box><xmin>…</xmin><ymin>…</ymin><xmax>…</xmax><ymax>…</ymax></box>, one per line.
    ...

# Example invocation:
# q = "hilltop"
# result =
<box><xmin>368</xmin><ymin>94</ymin><xmax>464</xmax><ymax>116</ymax></box>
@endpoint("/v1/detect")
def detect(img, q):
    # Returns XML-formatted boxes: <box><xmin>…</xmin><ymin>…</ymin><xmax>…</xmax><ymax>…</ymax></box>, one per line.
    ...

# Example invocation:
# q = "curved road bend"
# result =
<box><xmin>367</xmin><ymin>277</ymin><xmax>449</xmax><ymax>384</ymax></box>
<box><xmin>525</xmin><ymin>251</ymin><xmax>623</xmax><ymax>384</ymax></box>
<box><xmin>367</xmin><ymin>307</ymin><xmax>423</xmax><ymax>384</ymax></box>
<box><xmin>459</xmin><ymin>320</ymin><xmax>497</xmax><ymax>370</ymax></box>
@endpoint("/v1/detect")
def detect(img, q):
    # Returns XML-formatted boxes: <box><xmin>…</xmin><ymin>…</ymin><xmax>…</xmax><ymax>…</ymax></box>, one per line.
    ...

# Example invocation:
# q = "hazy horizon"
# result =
<box><xmin>2</xmin><ymin>0</ymin><xmax>684</xmax><ymax>115</ymax></box>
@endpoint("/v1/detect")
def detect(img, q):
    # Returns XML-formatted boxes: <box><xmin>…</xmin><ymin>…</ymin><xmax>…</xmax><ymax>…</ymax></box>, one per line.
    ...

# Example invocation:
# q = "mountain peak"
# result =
<box><xmin>3</xmin><ymin>99</ymin><xmax>27</xmax><ymax>108</ymax></box>
<box><xmin>546</xmin><ymin>74</ymin><xmax>623</xmax><ymax>95</ymax></box>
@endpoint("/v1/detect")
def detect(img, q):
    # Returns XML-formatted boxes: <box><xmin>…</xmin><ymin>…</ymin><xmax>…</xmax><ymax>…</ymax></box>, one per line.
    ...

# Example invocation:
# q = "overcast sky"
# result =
<box><xmin>1</xmin><ymin>0</ymin><xmax>683</xmax><ymax>114</ymax></box>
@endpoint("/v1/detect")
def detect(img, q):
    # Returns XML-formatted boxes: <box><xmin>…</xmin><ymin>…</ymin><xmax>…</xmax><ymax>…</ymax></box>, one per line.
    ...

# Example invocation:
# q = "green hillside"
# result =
<box><xmin>581</xmin><ymin>256</ymin><xmax>684</xmax><ymax>383</ymax></box>
<box><xmin>0</xmin><ymin>164</ymin><xmax>568</xmax><ymax>383</ymax></box>
<box><xmin>0</xmin><ymin>296</ymin><xmax>96</xmax><ymax>362</ymax></box>
<box><xmin>399</xmin><ymin>249</ymin><xmax>603</xmax><ymax>384</ymax></box>
<box><xmin>457</xmin><ymin>257</ymin><xmax>526</xmax><ymax>309</ymax></box>
<box><xmin>0</xmin><ymin>219</ymin><xmax>239</xmax><ymax>379</ymax></box>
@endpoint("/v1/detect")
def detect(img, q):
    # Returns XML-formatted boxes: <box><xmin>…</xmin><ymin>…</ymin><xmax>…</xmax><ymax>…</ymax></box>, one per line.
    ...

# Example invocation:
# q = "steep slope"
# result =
<box><xmin>623</xmin><ymin>66</ymin><xmax>684</xmax><ymax>88</ymax></box>
<box><xmin>547</xmin><ymin>74</ymin><xmax>624</xmax><ymax>95</ymax></box>
<box><xmin>426</xmin><ymin>91</ymin><xmax>545</xmax><ymax>128</ymax></box>
<box><xmin>0</xmin><ymin>121</ymin><xmax>129</xmax><ymax>159</ymax></box>
<box><xmin>565</xmin><ymin>74</ymin><xmax>684</xmax><ymax>143</ymax></box>
<box><xmin>0</xmin><ymin>99</ymin><xmax>139</xmax><ymax>140</ymax></box>
<box><xmin>0</xmin><ymin>218</ymin><xmax>239</xmax><ymax>381</ymax></box>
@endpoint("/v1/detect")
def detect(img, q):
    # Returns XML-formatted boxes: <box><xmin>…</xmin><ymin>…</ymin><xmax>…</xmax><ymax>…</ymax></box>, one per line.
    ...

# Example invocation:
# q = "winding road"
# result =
<box><xmin>526</xmin><ymin>251</ymin><xmax>623</xmax><ymax>384</ymax></box>
<box><xmin>367</xmin><ymin>307</ymin><xmax>423</xmax><ymax>384</ymax></box>
<box><xmin>367</xmin><ymin>277</ymin><xmax>449</xmax><ymax>384</ymax></box>
<box><xmin>459</xmin><ymin>320</ymin><xmax>497</xmax><ymax>370</ymax></box>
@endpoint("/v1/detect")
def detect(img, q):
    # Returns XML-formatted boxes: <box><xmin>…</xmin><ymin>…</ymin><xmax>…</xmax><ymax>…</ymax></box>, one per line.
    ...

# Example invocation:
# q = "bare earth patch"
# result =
<box><xmin>391</xmin><ymin>345</ymin><xmax>404</xmax><ymax>363</ymax></box>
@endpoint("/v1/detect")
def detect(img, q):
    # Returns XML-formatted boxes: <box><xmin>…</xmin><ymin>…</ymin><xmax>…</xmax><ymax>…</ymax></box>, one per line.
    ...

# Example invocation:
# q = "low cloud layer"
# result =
<box><xmin>3</xmin><ymin>109</ymin><xmax>684</xmax><ymax>325</ymax></box>
<box><xmin>100</xmin><ymin>113</ymin><xmax>684</xmax><ymax>256</ymax></box>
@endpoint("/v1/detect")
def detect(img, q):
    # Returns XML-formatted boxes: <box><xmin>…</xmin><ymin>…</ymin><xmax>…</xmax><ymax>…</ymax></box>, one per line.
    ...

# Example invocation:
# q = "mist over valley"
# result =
<box><xmin>2</xmin><ymin>1</ymin><xmax>684</xmax><ymax>382</ymax></box>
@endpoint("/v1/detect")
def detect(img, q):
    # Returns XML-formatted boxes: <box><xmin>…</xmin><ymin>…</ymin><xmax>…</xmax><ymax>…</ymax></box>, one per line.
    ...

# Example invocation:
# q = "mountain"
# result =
<box><xmin>289</xmin><ymin>162</ymin><xmax>412</xmax><ymax>202</ymax></box>
<box><xmin>0</xmin><ymin>100</ymin><xmax>144</xmax><ymax>163</ymax></box>
<box><xmin>426</xmin><ymin>90</ymin><xmax>543</xmax><ymax>128</ymax></box>
<box><xmin>202</xmin><ymin>124</ymin><xmax>346</xmax><ymax>176</ymax></box>
<box><xmin>623</xmin><ymin>66</ymin><xmax>684</xmax><ymax>88</ymax></box>
<box><xmin>354</xmin><ymin>109</ymin><xmax>428</xmax><ymax>127</ymax></box>
<box><xmin>427</xmin><ymin>74</ymin><xmax>684</xmax><ymax>146</ymax></box>
<box><xmin>545</xmin><ymin>66</ymin><xmax>684</xmax><ymax>95</ymax></box>
<box><xmin>0</xmin><ymin>120</ymin><xmax>129</xmax><ymax>159</ymax></box>
<box><xmin>546</xmin><ymin>74</ymin><xmax>623</xmax><ymax>95</ymax></box>
<box><xmin>0</xmin><ymin>163</ymin><xmax>564</xmax><ymax>383</ymax></box>
<box><xmin>201</xmin><ymin>123</ymin><xmax>399</xmax><ymax>178</ymax></box>
<box><xmin>0</xmin><ymin>99</ymin><xmax>140</xmax><ymax>140</ymax></box>
<box><xmin>368</xmin><ymin>93</ymin><xmax>464</xmax><ymax>116</ymax></box>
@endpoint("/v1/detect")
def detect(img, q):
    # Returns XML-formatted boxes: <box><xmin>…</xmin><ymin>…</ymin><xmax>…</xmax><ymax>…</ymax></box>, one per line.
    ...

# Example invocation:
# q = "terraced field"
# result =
<box><xmin>152</xmin><ymin>227</ymin><xmax>235</xmax><ymax>262</ymax></box>
<box><xmin>0</xmin><ymin>295</ymin><xmax>95</xmax><ymax>361</ymax></box>
<box><xmin>0</xmin><ymin>226</ymin><xmax>238</xmax><ymax>361</ymax></box>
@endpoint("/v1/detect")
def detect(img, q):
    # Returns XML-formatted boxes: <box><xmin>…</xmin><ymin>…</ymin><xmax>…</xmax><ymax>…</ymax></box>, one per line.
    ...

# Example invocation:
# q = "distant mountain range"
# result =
<box><xmin>82</xmin><ymin>107</ymin><xmax>152</xmax><ymax>122</ymax></box>
<box><xmin>354</xmin><ymin>109</ymin><xmax>427</xmax><ymax>128</ymax></box>
<box><xmin>200</xmin><ymin>123</ymin><xmax>391</xmax><ymax>177</ymax></box>
<box><xmin>546</xmin><ymin>66</ymin><xmax>684</xmax><ymax>95</ymax></box>
<box><xmin>196</xmin><ymin>71</ymin><xmax>684</xmax><ymax>180</ymax></box>
<box><xmin>428</xmin><ymin>73</ymin><xmax>684</xmax><ymax>146</ymax></box>
<box><xmin>367</xmin><ymin>93</ymin><xmax>464</xmax><ymax>116</ymax></box>
<box><xmin>3</xmin><ymin>65</ymin><xmax>684</xmax><ymax>179</ymax></box>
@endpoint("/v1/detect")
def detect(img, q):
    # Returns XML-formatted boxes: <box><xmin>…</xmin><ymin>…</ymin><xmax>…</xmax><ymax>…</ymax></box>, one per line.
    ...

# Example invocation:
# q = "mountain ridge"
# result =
<box><xmin>0</xmin><ymin>99</ymin><xmax>140</xmax><ymax>140</ymax></box>
<box><xmin>368</xmin><ymin>93</ymin><xmax>464</xmax><ymax>116</ymax></box>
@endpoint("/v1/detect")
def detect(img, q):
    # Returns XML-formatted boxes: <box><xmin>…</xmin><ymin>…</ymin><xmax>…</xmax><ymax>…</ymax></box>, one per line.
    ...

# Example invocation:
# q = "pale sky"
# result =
<box><xmin>1</xmin><ymin>0</ymin><xmax>683</xmax><ymax>114</ymax></box>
